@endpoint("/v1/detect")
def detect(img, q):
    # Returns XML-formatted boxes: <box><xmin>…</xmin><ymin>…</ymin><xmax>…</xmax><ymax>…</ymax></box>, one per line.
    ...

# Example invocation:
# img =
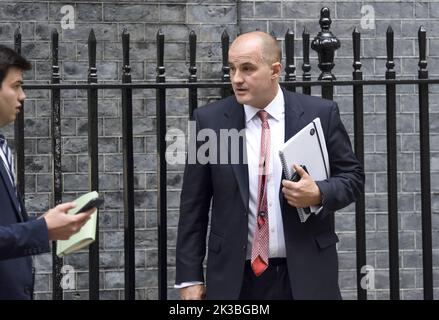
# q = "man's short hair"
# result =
<box><xmin>0</xmin><ymin>45</ymin><xmax>31</xmax><ymax>86</ymax></box>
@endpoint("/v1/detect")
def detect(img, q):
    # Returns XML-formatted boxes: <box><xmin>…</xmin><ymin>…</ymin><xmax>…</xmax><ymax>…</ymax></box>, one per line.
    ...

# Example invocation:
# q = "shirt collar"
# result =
<box><xmin>244</xmin><ymin>85</ymin><xmax>284</xmax><ymax>123</ymax></box>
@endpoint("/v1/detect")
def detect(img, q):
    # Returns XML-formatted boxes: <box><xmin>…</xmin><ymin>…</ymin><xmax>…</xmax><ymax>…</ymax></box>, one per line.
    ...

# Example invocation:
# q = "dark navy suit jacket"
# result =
<box><xmin>175</xmin><ymin>88</ymin><xmax>365</xmax><ymax>299</ymax></box>
<box><xmin>0</xmin><ymin>160</ymin><xmax>50</xmax><ymax>299</ymax></box>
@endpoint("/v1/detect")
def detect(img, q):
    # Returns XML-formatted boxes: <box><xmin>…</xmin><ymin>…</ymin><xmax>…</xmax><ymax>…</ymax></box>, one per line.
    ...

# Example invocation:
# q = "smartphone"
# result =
<box><xmin>290</xmin><ymin>165</ymin><xmax>308</xmax><ymax>182</ymax></box>
<box><xmin>289</xmin><ymin>165</ymin><xmax>311</xmax><ymax>214</ymax></box>
<box><xmin>75</xmin><ymin>197</ymin><xmax>104</xmax><ymax>214</ymax></box>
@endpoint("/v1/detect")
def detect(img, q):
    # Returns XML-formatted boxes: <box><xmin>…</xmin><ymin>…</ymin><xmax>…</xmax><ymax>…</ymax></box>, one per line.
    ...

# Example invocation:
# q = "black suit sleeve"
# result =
<box><xmin>175</xmin><ymin>109</ymin><xmax>212</xmax><ymax>284</ymax></box>
<box><xmin>315</xmin><ymin>102</ymin><xmax>365</xmax><ymax>218</ymax></box>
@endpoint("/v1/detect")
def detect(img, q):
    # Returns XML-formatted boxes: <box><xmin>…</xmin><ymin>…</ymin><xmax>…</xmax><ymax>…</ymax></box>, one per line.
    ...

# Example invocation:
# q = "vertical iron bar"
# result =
<box><xmin>321</xmin><ymin>85</ymin><xmax>333</xmax><ymax>103</ymax></box>
<box><xmin>156</xmin><ymin>30</ymin><xmax>167</xmax><ymax>301</ymax></box>
<box><xmin>221</xmin><ymin>30</ymin><xmax>232</xmax><ymax>98</ymax></box>
<box><xmin>188</xmin><ymin>30</ymin><xmax>198</xmax><ymax>120</ymax></box>
<box><xmin>284</xmin><ymin>29</ymin><xmax>296</xmax><ymax>92</ymax></box>
<box><xmin>352</xmin><ymin>27</ymin><xmax>367</xmax><ymax>300</ymax></box>
<box><xmin>385</xmin><ymin>26</ymin><xmax>400</xmax><ymax>300</ymax></box>
<box><xmin>417</xmin><ymin>26</ymin><xmax>433</xmax><ymax>300</ymax></box>
<box><xmin>50</xmin><ymin>29</ymin><xmax>63</xmax><ymax>301</ymax></box>
<box><xmin>87</xmin><ymin>29</ymin><xmax>100</xmax><ymax>300</ymax></box>
<box><xmin>14</xmin><ymin>28</ymin><xmax>25</xmax><ymax>197</ymax></box>
<box><xmin>122</xmin><ymin>29</ymin><xmax>135</xmax><ymax>300</ymax></box>
<box><xmin>302</xmin><ymin>27</ymin><xmax>311</xmax><ymax>95</ymax></box>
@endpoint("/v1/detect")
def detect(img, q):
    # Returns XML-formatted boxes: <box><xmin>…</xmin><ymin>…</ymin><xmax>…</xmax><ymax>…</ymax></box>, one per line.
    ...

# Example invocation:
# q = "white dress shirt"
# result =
<box><xmin>244</xmin><ymin>86</ymin><xmax>286</xmax><ymax>260</ymax></box>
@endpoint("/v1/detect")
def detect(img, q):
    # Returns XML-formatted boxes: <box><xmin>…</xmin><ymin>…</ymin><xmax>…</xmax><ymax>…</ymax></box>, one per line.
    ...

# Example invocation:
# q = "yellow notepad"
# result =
<box><xmin>56</xmin><ymin>191</ymin><xmax>100</xmax><ymax>257</ymax></box>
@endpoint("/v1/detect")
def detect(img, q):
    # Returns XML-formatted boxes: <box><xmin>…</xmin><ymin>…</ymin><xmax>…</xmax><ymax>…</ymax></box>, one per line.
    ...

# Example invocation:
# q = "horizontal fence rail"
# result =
<box><xmin>19</xmin><ymin>78</ymin><xmax>439</xmax><ymax>90</ymax></box>
<box><xmin>8</xmin><ymin>7</ymin><xmax>434</xmax><ymax>300</ymax></box>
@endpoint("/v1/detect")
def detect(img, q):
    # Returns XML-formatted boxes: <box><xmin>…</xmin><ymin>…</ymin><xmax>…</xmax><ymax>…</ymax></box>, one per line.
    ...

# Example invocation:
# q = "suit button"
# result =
<box><xmin>243</xmin><ymin>245</ymin><xmax>247</xmax><ymax>251</ymax></box>
<box><xmin>24</xmin><ymin>286</ymin><xmax>31</xmax><ymax>295</ymax></box>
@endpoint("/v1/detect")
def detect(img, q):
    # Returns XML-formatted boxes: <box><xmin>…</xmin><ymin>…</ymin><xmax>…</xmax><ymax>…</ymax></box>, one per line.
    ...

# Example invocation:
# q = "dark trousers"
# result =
<box><xmin>239</xmin><ymin>258</ymin><xmax>293</xmax><ymax>300</ymax></box>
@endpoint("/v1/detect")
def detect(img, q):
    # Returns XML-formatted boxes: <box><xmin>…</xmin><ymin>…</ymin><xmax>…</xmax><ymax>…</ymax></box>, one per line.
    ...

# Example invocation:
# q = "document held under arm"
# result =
<box><xmin>279</xmin><ymin>117</ymin><xmax>330</xmax><ymax>223</ymax></box>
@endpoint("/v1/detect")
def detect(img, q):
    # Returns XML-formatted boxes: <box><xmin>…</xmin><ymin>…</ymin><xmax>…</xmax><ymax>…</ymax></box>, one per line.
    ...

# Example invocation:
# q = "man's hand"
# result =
<box><xmin>180</xmin><ymin>284</ymin><xmax>206</xmax><ymax>300</ymax></box>
<box><xmin>281</xmin><ymin>164</ymin><xmax>322</xmax><ymax>208</ymax></box>
<box><xmin>43</xmin><ymin>202</ymin><xmax>97</xmax><ymax>240</ymax></box>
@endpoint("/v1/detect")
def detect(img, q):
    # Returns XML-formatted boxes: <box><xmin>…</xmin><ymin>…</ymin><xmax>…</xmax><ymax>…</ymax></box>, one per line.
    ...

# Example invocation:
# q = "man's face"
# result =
<box><xmin>0</xmin><ymin>66</ymin><xmax>26</xmax><ymax>128</ymax></box>
<box><xmin>228</xmin><ymin>37</ymin><xmax>279</xmax><ymax>109</ymax></box>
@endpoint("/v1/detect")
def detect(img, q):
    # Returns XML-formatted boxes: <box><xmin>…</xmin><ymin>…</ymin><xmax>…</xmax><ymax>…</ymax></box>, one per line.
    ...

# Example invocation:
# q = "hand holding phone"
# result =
<box><xmin>75</xmin><ymin>197</ymin><xmax>104</xmax><ymax>214</ymax></box>
<box><xmin>290</xmin><ymin>165</ymin><xmax>311</xmax><ymax>214</ymax></box>
<box><xmin>290</xmin><ymin>165</ymin><xmax>308</xmax><ymax>182</ymax></box>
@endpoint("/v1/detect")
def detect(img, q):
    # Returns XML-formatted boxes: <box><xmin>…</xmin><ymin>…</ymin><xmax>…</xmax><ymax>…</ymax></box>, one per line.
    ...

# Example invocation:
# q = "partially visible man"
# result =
<box><xmin>0</xmin><ymin>45</ymin><xmax>97</xmax><ymax>299</ymax></box>
<box><xmin>175</xmin><ymin>31</ymin><xmax>364</xmax><ymax>300</ymax></box>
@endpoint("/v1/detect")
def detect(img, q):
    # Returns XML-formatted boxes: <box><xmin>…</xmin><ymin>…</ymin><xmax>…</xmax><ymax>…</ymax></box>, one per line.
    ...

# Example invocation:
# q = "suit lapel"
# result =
<box><xmin>283</xmin><ymin>88</ymin><xmax>305</xmax><ymax>143</ymax></box>
<box><xmin>221</xmin><ymin>99</ymin><xmax>249</xmax><ymax>212</ymax></box>
<box><xmin>279</xmin><ymin>88</ymin><xmax>306</xmax><ymax>208</ymax></box>
<box><xmin>0</xmin><ymin>160</ymin><xmax>23</xmax><ymax>222</ymax></box>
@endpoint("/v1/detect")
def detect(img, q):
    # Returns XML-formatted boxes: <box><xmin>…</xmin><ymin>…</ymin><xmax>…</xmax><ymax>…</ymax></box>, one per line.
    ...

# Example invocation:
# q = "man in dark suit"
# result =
<box><xmin>0</xmin><ymin>45</ymin><xmax>97</xmax><ymax>299</ymax></box>
<box><xmin>175</xmin><ymin>31</ymin><xmax>364</xmax><ymax>300</ymax></box>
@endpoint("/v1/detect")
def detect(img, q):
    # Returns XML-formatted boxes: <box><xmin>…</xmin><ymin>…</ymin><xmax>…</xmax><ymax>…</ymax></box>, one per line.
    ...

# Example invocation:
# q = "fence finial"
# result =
<box><xmin>122</xmin><ymin>29</ymin><xmax>130</xmax><ymax>75</ymax></box>
<box><xmin>386</xmin><ymin>26</ymin><xmax>395</xmax><ymax>72</ymax></box>
<box><xmin>311</xmin><ymin>7</ymin><xmax>340</xmax><ymax>80</ymax></box>
<box><xmin>189</xmin><ymin>30</ymin><xmax>197</xmax><ymax>83</ymax></box>
<box><xmin>51</xmin><ymin>29</ymin><xmax>59</xmax><ymax>80</ymax></box>
<box><xmin>188</xmin><ymin>30</ymin><xmax>198</xmax><ymax>118</ymax></box>
<box><xmin>418</xmin><ymin>26</ymin><xmax>427</xmax><ymax>72</ymax></box>
<box><xmin>14</xmin><ymin>27</ymin><xmax>21</xmax><ymax>54</ymax></box>
<box><xmin>352</xmin><ymin>27</ymin><xmax>361</xmax><ymax>73</ymax></box>
<box><xmin>156</xmin><ymin>30</ymin><xmax>165</xmax><ymax>83</ymax></box>
<box><xmin>221</xmin><ymin>30</ymin><xmax>230</xmax><ymax>82</ymax></box>
<box><xmin>302</xmin><ymin>26</ymin><xmax>311</xmax><ymax>77</ymax></box>
<box><xmin>301</xmin><ymin>27</ymin><xmax>311</xmax><ymax>95</ymax></box>
<box><xmin>320</xmin><ymin>7</ymin><xmax>331</xmax><ymax>31</ymax></box>
<box><xmin>285</xmin><ymin>28</ymin><xmax>296</xmax><ymax>83</ymax></box>
<box><xmin>89</xmin><ymin>28</ymin><xmax>96</xmax><ymax>42</ymax></box>
<box><xmin>88</xmin><ymin>29</ymin><xmax>97</xmax><ymax>70</ymax></box>
<box><xmin>221</xmin><ymin>30</ymin><xmax>231</xmax><ymax>98</ymax></box>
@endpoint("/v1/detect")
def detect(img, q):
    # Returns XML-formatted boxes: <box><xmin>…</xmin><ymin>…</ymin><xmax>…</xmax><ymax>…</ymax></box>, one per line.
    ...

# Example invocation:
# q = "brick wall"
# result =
<box><xmin>0</xmin><ymin>0</ymin><xmax>438</xmax><ymax>300</ymax></box>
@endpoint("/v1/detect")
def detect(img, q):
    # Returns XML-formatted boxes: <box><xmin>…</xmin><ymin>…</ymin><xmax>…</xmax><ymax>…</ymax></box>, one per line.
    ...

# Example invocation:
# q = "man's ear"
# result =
<box><xmin>271</xmin><ymin>62</ymin><xmax>282</xmax><ymax>79</ymax></box>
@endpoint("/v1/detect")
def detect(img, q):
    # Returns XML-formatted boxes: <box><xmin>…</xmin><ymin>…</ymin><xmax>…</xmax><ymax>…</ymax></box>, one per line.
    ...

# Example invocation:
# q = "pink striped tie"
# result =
<box><xmin>251</xmin><ymin>110</ymin><xmax>270</xmax><ymax>276</ymax></box>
